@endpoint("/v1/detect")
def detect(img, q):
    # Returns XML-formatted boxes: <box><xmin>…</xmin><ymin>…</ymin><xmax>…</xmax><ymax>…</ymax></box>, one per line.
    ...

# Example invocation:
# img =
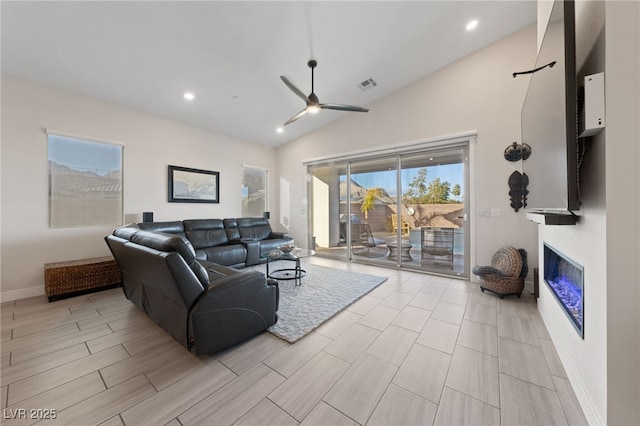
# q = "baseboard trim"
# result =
<box><xmin>0</xmin><ymin>286</ymin><xmax>45</xmax><ymax>303</ymax></box>
<box><xmin>538</xmin><ymin>289</ymin><xmax>604</xmax><ymax>425</ymax></box>
<box><xmin>554</xmin><ymin>338</ymin><xmax>604</xmax><ymax>425</ymax></box>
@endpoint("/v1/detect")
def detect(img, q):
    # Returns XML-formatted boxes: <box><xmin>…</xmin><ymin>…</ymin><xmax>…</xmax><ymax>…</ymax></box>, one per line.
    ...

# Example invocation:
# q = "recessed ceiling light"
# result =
<box><xmin>183</xmin><ymin>92</ymin><xmax>195</xmax><ymax>101</ymax></box>
<box><xmin>466</xmin><ymin>20</ymin><xmax>478</xmax><ymax>31</ymax></box>
<box><xmin>276</xmin><ymin>127</ymin><xmax>284</xmax><ymax>134</ymax></box>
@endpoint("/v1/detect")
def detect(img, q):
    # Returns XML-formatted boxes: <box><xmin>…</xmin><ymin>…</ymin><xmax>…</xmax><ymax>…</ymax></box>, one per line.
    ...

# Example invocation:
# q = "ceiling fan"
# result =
<box><xmin>281</xmin><ymin>59</ymin><xmax>369</xmax><ymax>126</ymax></box>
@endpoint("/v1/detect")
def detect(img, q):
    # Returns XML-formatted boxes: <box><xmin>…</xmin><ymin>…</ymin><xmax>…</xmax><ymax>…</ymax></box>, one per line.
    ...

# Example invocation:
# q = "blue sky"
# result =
<box><xmin>346</xmin><ymin>164</ymin><xmax>463</xmax><ymax>197</ymax></box>
<box><xmin>48</xmin><ymin>135</ymin><xmax>122</xmax><ymax>175</ymax></box>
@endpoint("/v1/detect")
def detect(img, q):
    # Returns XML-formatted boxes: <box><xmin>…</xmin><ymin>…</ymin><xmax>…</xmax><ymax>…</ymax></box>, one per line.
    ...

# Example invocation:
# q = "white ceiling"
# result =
<box><xmin>1</xmin><ymin>1</ymin><xmax>536</xmax><ymax>147</ymax></box>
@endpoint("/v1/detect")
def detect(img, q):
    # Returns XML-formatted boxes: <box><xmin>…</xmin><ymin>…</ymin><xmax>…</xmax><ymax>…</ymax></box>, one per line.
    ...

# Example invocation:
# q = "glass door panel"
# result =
<box><xmin>309</xmin><ymin>162</ymin><xmax>349</xmax><ymax>260</ymax></box>
<box><xmin>400</xmin><ymin>147</ymin><xmax>468</xmax><ymax>277</ymax></box>
<box><xmin>348</xmin><ymin>157</ymin><xmax>398</xmax><ymax>266</ymax></box>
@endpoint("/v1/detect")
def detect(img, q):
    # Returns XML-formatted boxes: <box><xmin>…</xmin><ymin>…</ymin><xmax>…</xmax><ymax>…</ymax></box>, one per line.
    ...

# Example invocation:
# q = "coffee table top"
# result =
<box><xmin>261</xmin><ymin>248</ymin><xmax>315</xmax><ymax>261</ymax></box>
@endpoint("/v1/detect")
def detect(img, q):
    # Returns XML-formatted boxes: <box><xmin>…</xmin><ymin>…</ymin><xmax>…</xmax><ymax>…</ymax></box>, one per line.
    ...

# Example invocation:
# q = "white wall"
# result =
<box><xmin>535</xmin><ymin>1</ymin><xmax>640</xmax><ymax>424</ymax></box>
<box><xmin>277</xmin><ymin>25</ymin><xmax>539</xmax><ymax>281</ymax></box>
<box><xmin>1</xmin><ymin>75</ymin><xmax>277</xmax><ymax>301</ymax></box>
<box><xmin>604</xmin><ymin>1</ymin><xmax>640</xmax><ymax>424</ymax></box>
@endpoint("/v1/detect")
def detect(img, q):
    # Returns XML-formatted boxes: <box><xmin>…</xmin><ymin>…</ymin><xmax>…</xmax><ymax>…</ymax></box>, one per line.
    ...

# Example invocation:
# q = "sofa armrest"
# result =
<box><xmin>192</xmin><ymin>270</ymin><xmax>276</xmax><ymax>310</ymax></box>
<box><xmin>187</xmin><ymin>270</ymin><xmax>278</xmax><ymax>354</ymax></box>
<box><xmin>269</xmin><ymin>231</ymin><xmax>290</xmax><ymax>239</ymax></box>
<box><xmin>267</xmin><ymin>278</ymin><xmax>279</xmax><ymax>310</ymax></box>
<box><xmin>472</xmin><ymin>265</ymin><xmax>505</xmax><ymax>277</ymax></box>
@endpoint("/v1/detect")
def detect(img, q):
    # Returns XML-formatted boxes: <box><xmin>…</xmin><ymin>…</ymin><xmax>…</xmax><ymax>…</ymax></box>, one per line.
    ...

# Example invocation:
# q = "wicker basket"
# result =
<box><xmin>45</xmin><ymin>256</ymin><xmax>122</xmax><ymax>301</ymax></box>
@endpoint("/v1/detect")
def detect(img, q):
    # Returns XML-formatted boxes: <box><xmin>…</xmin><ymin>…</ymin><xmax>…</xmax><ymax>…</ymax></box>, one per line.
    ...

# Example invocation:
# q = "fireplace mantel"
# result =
<box><xmin>526</xmin><ymin>212</ymin><xmax>579</xmax><ymax>225</ymax></box>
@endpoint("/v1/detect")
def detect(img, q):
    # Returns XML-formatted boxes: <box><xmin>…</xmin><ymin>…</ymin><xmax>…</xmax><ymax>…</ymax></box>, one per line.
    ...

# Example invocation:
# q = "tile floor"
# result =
<box><xmin>0</xmin><ymin>257</ymin><xmax>588</xmax><ymax>425</ymax></box>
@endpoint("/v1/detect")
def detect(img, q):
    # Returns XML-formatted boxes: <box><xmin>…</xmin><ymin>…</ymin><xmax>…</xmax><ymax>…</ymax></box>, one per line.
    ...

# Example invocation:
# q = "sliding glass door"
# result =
<box><xmin>308</xmin><ymin>140</ymin><xmax>469</xmax><ymax>278</ymax></box>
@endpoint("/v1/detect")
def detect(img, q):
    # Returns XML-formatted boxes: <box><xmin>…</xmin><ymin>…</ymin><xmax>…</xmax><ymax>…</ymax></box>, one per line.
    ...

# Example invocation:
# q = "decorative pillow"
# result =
<box><xmin>472</xmin><ymin>265</ymin><xmax>503</xmax><ymax>277</ymax></box>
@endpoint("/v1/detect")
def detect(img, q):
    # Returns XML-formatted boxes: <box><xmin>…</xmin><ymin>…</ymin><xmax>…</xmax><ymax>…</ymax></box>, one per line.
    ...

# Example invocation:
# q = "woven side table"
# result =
<box><xmin>44</xmin><ymin>256</ymin><xmax>122</xmax><ymax>302</ymax></box>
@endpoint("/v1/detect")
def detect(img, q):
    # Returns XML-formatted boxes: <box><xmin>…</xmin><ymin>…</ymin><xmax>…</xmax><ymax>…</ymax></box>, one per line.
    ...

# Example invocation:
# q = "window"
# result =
<box><xmin>47</xmin><ymin>132</ymin><xmax>123</xmax><ymax>228</ymax></box>
<box><xmin>241</xmin><ymin>165</ymin><xmax>268</xmax><ymax>217</ymax></box>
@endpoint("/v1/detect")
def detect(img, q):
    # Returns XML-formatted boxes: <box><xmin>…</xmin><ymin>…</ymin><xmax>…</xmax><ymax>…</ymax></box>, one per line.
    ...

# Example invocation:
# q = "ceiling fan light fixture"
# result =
<box><xmin>281</xmin><ymin>59</ymin><xmax>369</xmax><ymax>125</ymax></box>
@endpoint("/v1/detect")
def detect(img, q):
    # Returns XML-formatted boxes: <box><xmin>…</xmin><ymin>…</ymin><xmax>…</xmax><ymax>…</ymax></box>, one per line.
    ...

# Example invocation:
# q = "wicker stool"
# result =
<box><xmin>473</xmin><ymin>246</ymin><xmax>526</xmax><ymax>298</ymax></box>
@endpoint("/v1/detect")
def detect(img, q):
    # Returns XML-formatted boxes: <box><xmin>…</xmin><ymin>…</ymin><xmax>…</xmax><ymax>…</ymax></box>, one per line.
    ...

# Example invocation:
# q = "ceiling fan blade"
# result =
<box><xmin>320</xmin><ymin>103</ymin><xmax>369</xmax><ymax>113</ymax></box>
<box><xmin>280</xmin><ymin>76</ymin><xmax>310</xmax><ymax>104</ymax></box>
<box><xmin>284</xmin><ymin>108</ymin><xmax>309</xmax><ymax>126</ymax></box>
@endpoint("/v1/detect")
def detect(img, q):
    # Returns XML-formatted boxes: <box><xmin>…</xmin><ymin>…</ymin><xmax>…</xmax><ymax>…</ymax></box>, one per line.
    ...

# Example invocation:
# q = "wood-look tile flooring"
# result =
<box><xmin>1</xmin><ymin>257</ymin><xmax>588</xmax><ymax>425</ymax></box>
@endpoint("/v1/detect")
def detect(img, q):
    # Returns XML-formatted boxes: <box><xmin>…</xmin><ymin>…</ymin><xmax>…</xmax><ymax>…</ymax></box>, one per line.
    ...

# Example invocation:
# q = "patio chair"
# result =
<box><xmin>421</xmin><ymin>227</ymin><xmax>454</xmax><ymax>268</ymax></box>
<box><xmin>351</xmin><ymin>223</ymin><xmax>387</xmax><ymax>256</ymax></box>
<box><xmin>391</xmin><ymin>214</ymin><xmax>410</xmax><ymax>235</ymax></box>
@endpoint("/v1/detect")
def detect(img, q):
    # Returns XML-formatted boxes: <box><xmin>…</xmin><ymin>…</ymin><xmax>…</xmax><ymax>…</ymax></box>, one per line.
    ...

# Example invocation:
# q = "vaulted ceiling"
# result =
<box><xmin>1</xmin><ymin>1</ymin><xmax>536</xmax><ymax>147</ymax></box>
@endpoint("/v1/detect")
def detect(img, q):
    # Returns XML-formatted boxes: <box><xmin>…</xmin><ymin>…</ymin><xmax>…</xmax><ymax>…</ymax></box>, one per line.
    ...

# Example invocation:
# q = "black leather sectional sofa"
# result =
<box><xmin>137</xmin><ymin>217</ymin><xmax>292</xmax><ymax>268</ymax></box>
<box><xmin>105</xmin><ymin>217</ymin><xmax>292</xmax><ymax>355</ymax></box>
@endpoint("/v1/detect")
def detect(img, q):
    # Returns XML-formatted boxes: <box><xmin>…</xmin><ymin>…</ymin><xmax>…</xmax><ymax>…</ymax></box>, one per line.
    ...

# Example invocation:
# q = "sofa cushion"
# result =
<box><xmin>138</xmin><ymin>221</ymin><xmax>185</xmax><ymax>237</ymax></box>
<box><xmin>129</xmin><ymin>230</ymin><xmax>208</xmax><ymax>286</ymax></box>
<box><xmin>198</xmin><ymin>244</ymin><xmax>247</xmax><ymax>267</ymax></box>
<box><xmin>113</xmin><ymin>224</ymin><xmax>141</xmax><ymax>240</ymax></box>
<box><xmin>223</xmin><ymin>218</ymin><xmax>241</xmax><ymax>241</ymax></box>
<box><xmin>184</xmin><ymin>219</ymin><xmax>229</xmax><ymax>249</ymax></box>
<box><xmin>258</xmin><ymin>238</ymin><xmax>294</xmax><ymax>253</ymax></box>
<box><xmin>131</xmin><ymin>231</ymin><xmax>195</xmax><ymax>260</ymax></box>
<box><xmin>237</xmin><ymin>217</ymin><xmax>272</xmax><ymax>240</ymax></box>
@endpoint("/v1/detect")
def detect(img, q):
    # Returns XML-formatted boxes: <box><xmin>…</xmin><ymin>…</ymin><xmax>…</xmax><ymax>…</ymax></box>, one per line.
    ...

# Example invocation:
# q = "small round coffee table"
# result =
<box><xmin>387</xmin><ymin>240</ymin><xmax>413</xmax><ymax>261</ymax></box>
<box><xmin>261</xmin><ymin>248</ymin><xmax>316</xmax><ymax>286</ymax></box>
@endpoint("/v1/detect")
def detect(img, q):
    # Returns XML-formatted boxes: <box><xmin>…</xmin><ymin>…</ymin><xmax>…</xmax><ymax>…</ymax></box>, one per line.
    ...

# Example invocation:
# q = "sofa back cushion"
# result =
<box><xmin>183</xmin><ymin>219</ymin><xmax>229</xmax><ymax>249</ymax></box>
<box><xmin>223</xmin><ymin>218</ymin><xmax>241</xmax><ymax>241</ymax></box>
<box><xmin>129</xmin><ymin>230</ymin><xmax>209</xmax><ymax>286</ymax></box>
<box><xmin>138</xmin><ymin>221</ymin><xmax>186</xmax><ymax>238</ymax></box>
<box><xmin>237</xmin><ymin>217</ymin><xmax>272</xmax><ymax>240</ymax></box>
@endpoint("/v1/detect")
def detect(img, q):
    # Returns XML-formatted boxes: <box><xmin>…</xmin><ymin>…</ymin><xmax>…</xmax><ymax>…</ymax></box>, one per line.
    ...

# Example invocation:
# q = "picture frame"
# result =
<box><xmin>168</xmin><ymin>165</ymin><xmax>219</xmax><ymax>203</ymax></box>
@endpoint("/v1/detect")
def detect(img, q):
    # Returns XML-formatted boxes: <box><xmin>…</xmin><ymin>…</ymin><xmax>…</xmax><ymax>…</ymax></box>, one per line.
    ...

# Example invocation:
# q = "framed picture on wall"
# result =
<box><xmin>168</xmin><ymin>165</ymin><xmax>219</xmax><ymax>203</ymax></box>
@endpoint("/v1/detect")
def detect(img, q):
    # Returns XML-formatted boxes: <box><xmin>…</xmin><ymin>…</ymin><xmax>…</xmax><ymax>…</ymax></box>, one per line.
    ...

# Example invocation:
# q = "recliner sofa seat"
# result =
<box><xmin>105</xmin><ymin>223</ymin><xmax>280</xmax><ymax>355</ymax></box>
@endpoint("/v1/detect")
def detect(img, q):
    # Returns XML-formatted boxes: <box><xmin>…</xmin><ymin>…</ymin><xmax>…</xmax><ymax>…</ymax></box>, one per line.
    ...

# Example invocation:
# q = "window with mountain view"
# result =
<box><xmin>48</xmin><ymin>133</ymin><xmax>123</xmax><ymax>228</ymax></box>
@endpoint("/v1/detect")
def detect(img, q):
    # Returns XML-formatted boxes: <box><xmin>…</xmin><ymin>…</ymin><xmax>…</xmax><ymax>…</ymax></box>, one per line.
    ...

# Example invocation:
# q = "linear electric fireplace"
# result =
<box><xmin>544</xmin><ymin>243</ymin><xmax>584</xmax><ymax>338</ymax></box>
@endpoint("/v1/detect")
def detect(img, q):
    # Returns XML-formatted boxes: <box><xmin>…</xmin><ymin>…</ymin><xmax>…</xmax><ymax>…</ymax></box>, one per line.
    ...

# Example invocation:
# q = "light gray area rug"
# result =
<box><xmin>248</xmin><ymin>261</ymin><xmax>388</xmax><ymax>343</ymax></box>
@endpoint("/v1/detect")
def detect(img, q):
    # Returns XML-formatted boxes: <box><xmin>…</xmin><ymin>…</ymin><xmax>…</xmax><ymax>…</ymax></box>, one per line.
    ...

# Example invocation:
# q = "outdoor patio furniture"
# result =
<box><xmin>351</xmin><ymin>223</ymin><xmax>387</xmax><ymax>256</ymax></box>
<box><xmin>421</xmin><ymin>227</ymin><xmax>454</xmax><ymax>268</ymax></box>
<box><xmin>391</xmin><ymin>214</ymin><xmax>410</xmax><ymax>235</ymax></box>
<box><xmin>387</xmin><ymin>240</ymin><xmax>413</xmax><ymax>262</ymax></box>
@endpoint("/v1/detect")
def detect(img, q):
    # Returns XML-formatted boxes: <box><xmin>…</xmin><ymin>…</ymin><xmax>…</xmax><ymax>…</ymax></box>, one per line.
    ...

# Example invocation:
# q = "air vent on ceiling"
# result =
<box><xmin>358</xmin><ymin>78</ymin><xmax>378</xmax><ymax>91</ymax></box>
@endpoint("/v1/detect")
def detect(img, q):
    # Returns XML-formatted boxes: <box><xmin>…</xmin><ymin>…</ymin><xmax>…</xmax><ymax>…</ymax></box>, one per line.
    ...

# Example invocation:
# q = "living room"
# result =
<box><xmin>2</xmin><ymin>1</ymin><xmax>638</xmax><ymax>425</ymax></box>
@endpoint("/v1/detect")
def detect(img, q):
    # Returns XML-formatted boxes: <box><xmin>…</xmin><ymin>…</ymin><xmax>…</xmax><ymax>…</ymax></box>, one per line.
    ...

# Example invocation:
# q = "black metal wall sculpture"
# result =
<box><xmin>508</xmin><ymin>171</ymin><xmax>529</xmax><ymax>212</ymax></box>
<box><xmin>504</xmin><ymin>142</ymin><xmax>531</xmax><ymax>162</ymax></box>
